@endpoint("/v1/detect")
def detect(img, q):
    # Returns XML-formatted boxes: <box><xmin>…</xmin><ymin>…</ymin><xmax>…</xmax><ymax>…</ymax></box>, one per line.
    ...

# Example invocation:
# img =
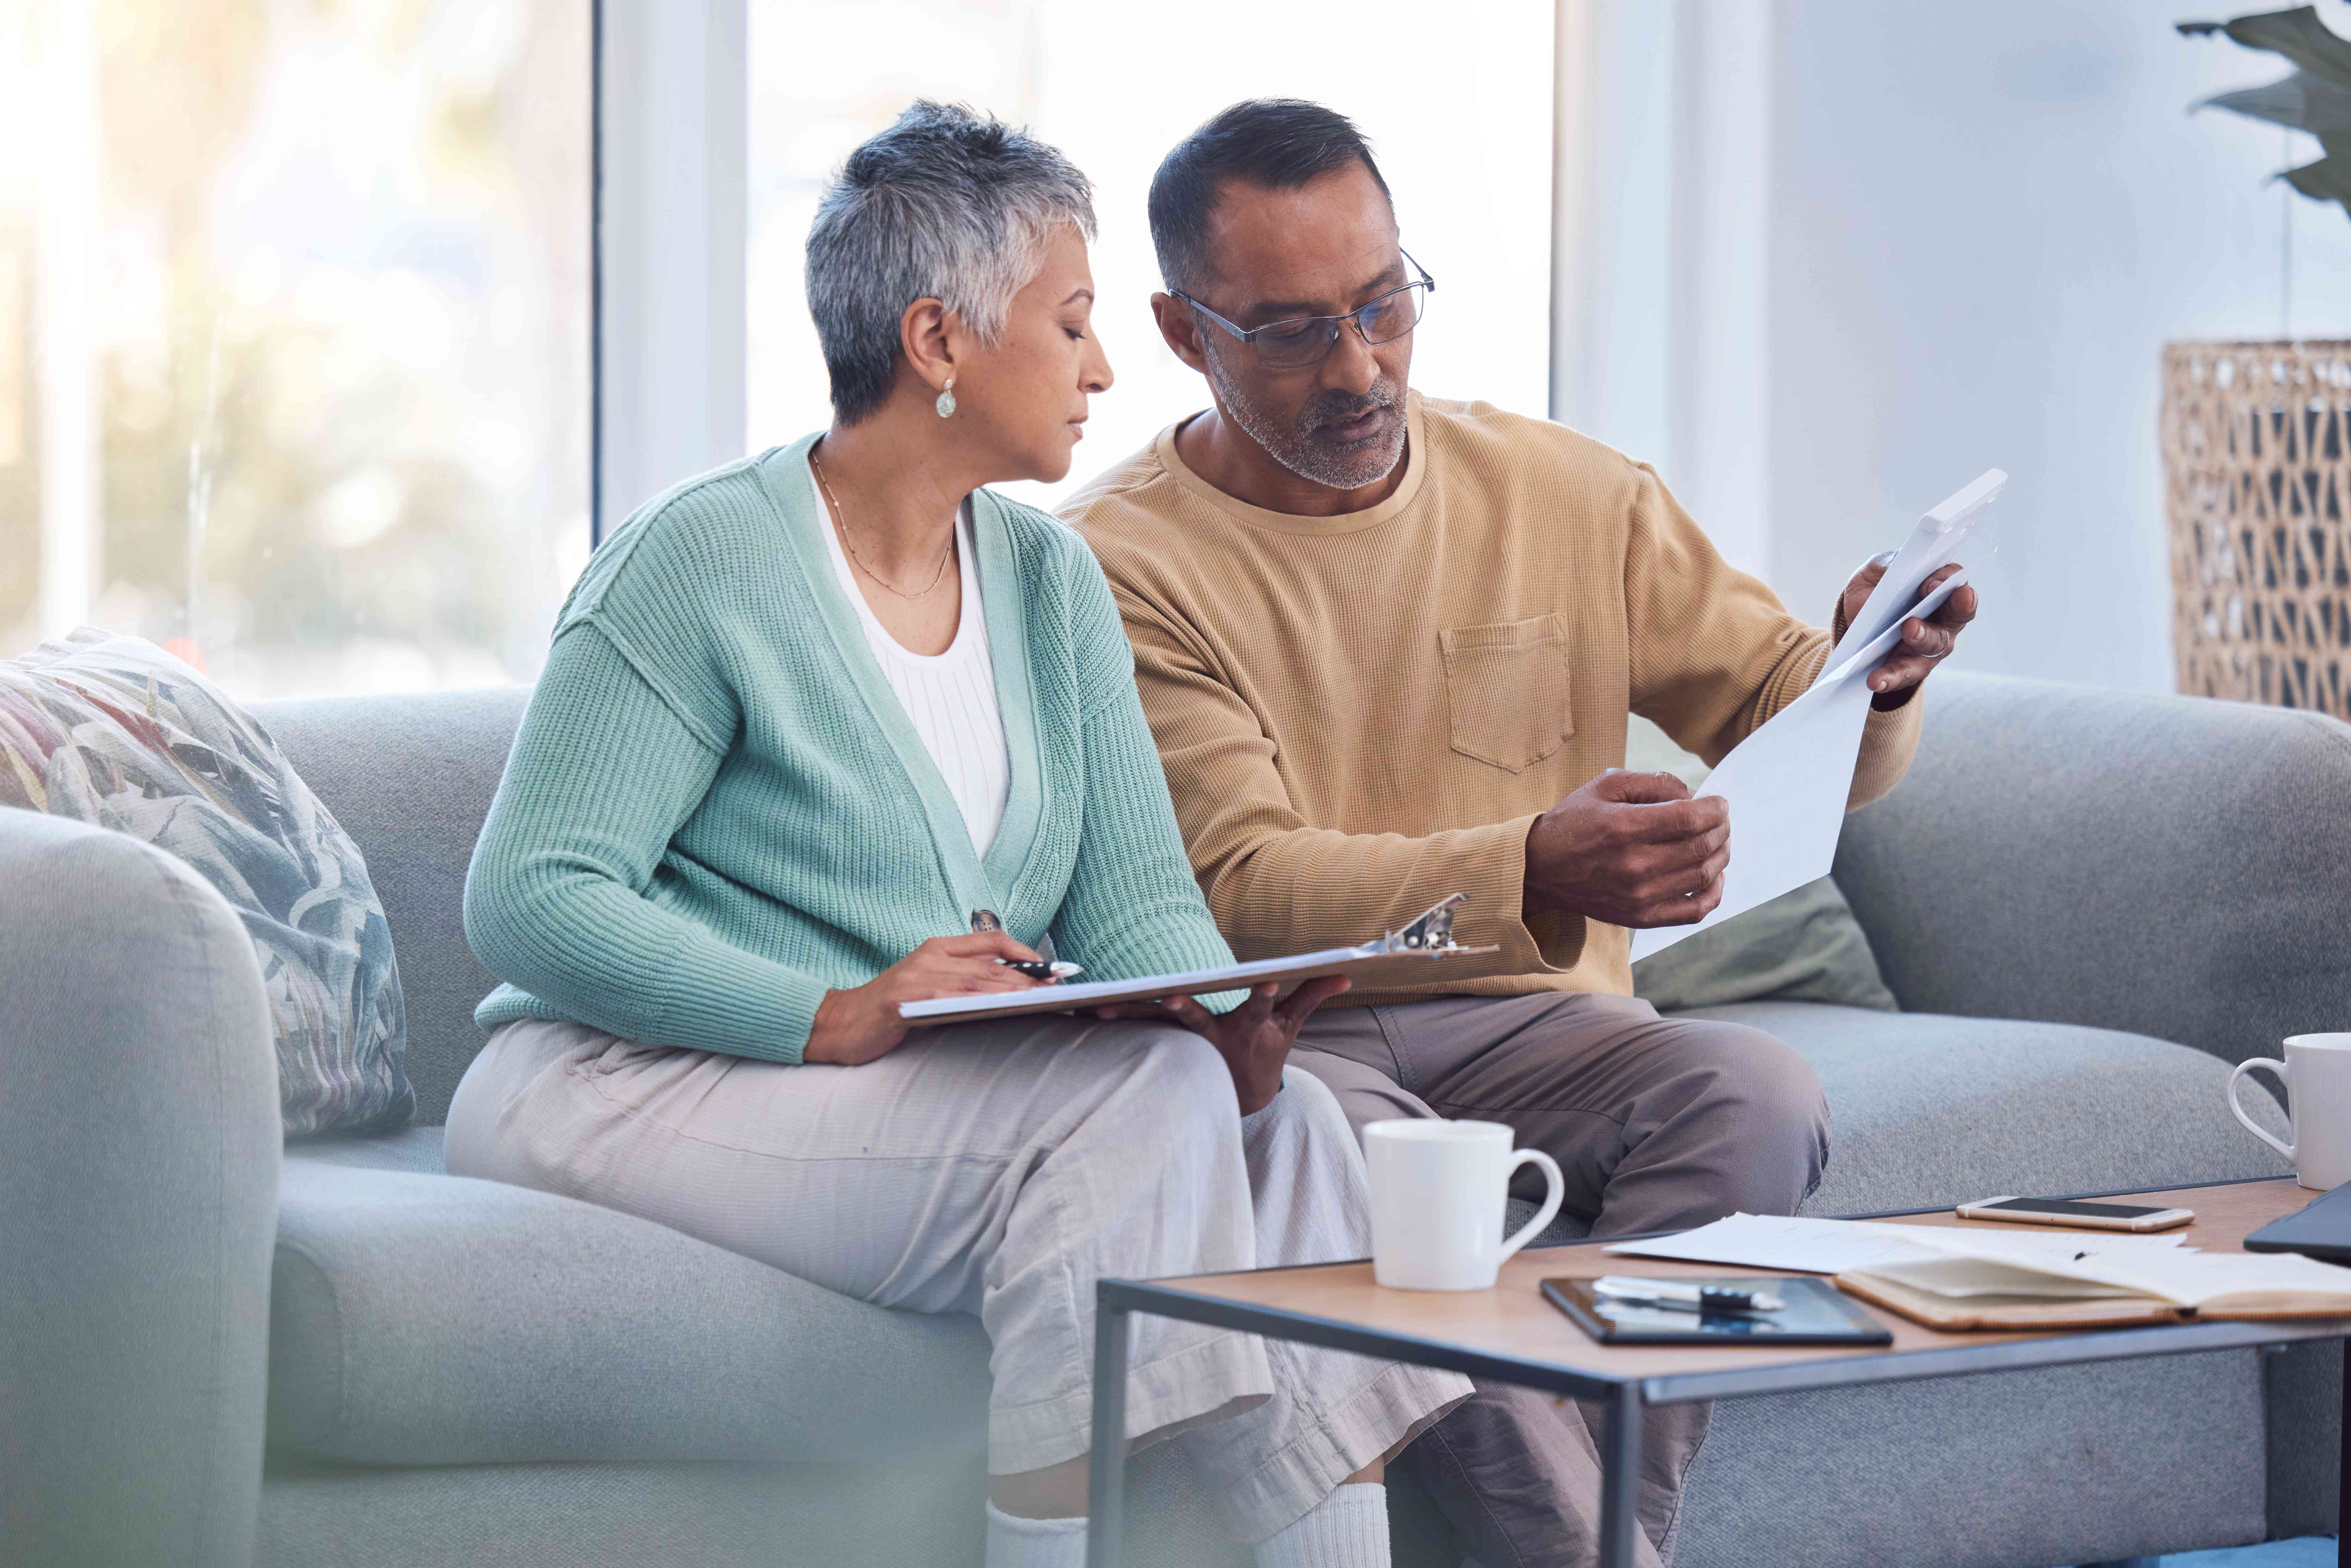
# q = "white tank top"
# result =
<box><xmin>820</xmin><ymin>501</ymin><xmax>1012</xmax><ymax>858</ymax></box>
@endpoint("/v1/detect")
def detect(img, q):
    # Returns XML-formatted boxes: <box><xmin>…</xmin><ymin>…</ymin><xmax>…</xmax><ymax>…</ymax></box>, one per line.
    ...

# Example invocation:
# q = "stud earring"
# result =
<box><xmin>934</xmin><ymin>378</ymin><xmax>957</xmax><ymax>419</ymax></box>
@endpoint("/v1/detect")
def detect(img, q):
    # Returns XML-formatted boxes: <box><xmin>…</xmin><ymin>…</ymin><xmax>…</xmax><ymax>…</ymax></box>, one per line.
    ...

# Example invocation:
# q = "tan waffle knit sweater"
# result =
<box><xmin>1059</xmin><ymin>393</ymin><xmax>1922</xmax><ymax>1004</ymax></box>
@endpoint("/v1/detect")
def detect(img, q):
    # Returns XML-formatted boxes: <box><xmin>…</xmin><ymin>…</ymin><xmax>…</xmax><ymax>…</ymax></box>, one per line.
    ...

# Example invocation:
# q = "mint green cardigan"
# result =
<box><xmin>466</xmin><ymin>436</ymin><xmax>1237</xmax><ymax>1063</ymax></box>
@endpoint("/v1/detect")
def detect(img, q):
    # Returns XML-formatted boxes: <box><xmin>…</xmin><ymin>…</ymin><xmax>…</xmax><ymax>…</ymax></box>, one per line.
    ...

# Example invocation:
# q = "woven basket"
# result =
<box><xmin>2162</xmin><ymin>339</ymin><xmax>2351</xmax><ymax>719</ymax></box>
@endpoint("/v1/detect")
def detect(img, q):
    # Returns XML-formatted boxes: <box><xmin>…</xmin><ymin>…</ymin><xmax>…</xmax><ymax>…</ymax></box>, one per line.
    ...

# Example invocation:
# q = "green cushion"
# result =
<box><xmin>1631</xmin><ymin>877</ymin><xmax>1898</xmax><ymax>1013</ymax></box>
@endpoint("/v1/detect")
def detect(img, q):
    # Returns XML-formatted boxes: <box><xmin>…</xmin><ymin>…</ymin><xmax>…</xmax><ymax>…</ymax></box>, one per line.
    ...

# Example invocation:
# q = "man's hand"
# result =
<box><xmin>1095</xmin><ymin>976</ymin><xmax>1352</xmax><ymax>1115</ymax></box>
<box><xmin>1523</xmin><ymin>769</ymin><xmax>1728</xmax><ymax>929</ymax></box>
<box><xmin>1840</xmin><ymin>557</ymin><xmax>1977</xmax><ymax>710</ymax></box>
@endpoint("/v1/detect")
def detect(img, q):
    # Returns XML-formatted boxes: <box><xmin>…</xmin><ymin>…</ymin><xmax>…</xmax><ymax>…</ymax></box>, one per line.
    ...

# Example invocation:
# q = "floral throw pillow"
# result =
<box><xmin>0</xmin><ymin>628</ymin><xmax>412</xmax><ymax>1136</ymax></box>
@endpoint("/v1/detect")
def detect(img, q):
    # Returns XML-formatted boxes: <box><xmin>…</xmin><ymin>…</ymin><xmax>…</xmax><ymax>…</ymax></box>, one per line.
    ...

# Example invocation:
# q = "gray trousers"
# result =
<box><xmin>1291</xmin><ymin>991</ymin><xmax>1832</xmax><ymax>1568</ymax></box>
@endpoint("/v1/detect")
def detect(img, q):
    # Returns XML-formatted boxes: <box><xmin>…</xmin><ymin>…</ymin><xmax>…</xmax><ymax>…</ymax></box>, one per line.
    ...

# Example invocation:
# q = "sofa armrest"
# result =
<box><xmin>0</xmin><ymin>813</ymin><xmax>281</xmax><ymax>1568</ymax></box>
<box><xmin>1833</xmin><ymin>672</ymin><xmax>2351</xmax><ymax>1066</ymax></box>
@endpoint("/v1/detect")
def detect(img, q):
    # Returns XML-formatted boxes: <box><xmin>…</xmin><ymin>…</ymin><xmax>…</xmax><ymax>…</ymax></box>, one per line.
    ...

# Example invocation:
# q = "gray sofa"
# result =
<box><xmin>7</xmin><ymin>671</ymin><xmax>2349</xmax><ymax>1568</ymax></box>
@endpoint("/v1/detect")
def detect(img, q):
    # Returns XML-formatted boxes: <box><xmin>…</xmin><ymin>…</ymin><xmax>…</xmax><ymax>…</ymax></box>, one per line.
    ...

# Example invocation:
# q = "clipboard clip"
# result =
<box><xmin>1383</xmin><ymin>894</ymin><xmax>1469</xmax><ymax>953</ymax></box>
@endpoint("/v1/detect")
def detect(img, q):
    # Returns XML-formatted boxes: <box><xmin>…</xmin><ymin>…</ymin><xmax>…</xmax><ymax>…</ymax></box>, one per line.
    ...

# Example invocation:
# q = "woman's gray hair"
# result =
<box><xmin>807</xmin><ymin>101</ymin><xmax>1096</xmax><ymax>425</ymax></box>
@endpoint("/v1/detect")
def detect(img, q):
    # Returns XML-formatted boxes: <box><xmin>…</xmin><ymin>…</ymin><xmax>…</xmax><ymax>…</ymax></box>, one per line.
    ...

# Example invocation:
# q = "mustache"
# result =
<box><xmin>1299</xmin><ymin>384</ymin><xmax>1399</xmax><ymax>435</ymax></box>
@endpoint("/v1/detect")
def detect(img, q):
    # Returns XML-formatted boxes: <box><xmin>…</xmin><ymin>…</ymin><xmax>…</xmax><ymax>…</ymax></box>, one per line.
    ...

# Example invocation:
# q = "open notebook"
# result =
<box><xmin>1608</xmin><ymin>1211</ymin><xmax>2351</xmax><ymax>1330</ymax></box>
<box><xmin>1832</xmin><ymin>1226</ymin><xmax>2351</xmax><ymax>1329</ymax></box>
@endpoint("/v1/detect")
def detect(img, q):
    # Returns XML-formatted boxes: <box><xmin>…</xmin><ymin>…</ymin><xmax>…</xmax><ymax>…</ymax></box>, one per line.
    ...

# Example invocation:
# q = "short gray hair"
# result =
<box><xmin>807</xmin><ymin>102</ymin><xmax>1096</xmax><ymax>425</ymax></box>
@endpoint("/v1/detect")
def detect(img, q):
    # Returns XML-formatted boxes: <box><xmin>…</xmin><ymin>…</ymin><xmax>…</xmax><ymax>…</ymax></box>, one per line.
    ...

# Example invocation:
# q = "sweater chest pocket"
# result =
<box><xmin>1439</xmin><ymin>615</ymin><xmax>1573</xmax><ymax>774</ymax></box>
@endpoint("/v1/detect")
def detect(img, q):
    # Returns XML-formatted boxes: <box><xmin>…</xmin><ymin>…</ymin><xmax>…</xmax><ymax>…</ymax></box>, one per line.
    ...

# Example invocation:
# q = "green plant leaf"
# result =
<box><xmin>2180</xmin><ymin>6</ymin><xmax>2351</xmax><ymax>85</ymax></box>
<box><xmin>2197</xmin><ymin>69</ymin><xmax>2351</xmax><ymax>132</ymax></box>
<box><xmin>2279</xmin><ymin>152</ymin><xmax>2351</xmax><ymax>217</ymax></box>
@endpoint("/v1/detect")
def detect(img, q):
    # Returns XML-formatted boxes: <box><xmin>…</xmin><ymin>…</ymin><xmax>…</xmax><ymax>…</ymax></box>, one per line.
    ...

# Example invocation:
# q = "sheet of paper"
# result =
<box><xmin>1603</xmin><ymin>1211</ymin><xmax>2183</xmax><ymax>1278</ymax></box>
<box><xmin>1628</xmin><ymin>470</ymin><xmax>2001</xmax><ymax>963</ymax></box>
<box><xmin>1828</xmin><ymin>468</ymin><xmax>2006</xmax><ymax>670</ymax></box>
<box><xmin>1626</xmin><ymin>574</ymin><xmax>1964</xmax><ymax>963</ymax></box>
<box><xmin>1604</xmin><ymin>1214</ymin><xmax>1944</xmax><ymax>1273</ymax></box>
<box><xmin>896</xmin><ymin>937</ymin><xmax>1500</xmax><ymax>1023</ymax></box>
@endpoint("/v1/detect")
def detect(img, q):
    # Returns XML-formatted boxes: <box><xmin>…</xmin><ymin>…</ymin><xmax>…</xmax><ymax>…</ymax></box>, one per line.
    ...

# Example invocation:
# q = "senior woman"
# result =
<box><xmin>445</xmin><ymin>103</ymin><xmax>1468</xmax><ymax>1568</ymax></box>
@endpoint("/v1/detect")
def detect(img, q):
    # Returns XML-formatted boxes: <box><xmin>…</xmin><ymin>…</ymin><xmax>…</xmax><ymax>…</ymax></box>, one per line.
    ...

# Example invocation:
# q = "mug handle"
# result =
<box><xmin>1499</xmin><ymin>1149</ymin><xmax>1566</xmax><ymax>1262</ymax></box>
<box><xmin>2228</xmin><ymin>1058</ymin><xmax>2296</xmax><ymax>1162</ymax></box>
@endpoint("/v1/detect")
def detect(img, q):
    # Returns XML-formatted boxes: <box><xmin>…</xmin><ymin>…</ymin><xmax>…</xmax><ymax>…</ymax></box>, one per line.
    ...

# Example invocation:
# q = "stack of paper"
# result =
<box><xmin>1630</xmin><ymin>469</ymin><xmax>2005</xmax><ymax>961</ymax></box>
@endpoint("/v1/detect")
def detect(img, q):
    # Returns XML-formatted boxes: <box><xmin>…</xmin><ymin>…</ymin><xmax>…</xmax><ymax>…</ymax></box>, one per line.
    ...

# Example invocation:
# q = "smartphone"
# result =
<box><xmin>1955</xmin><ymin>1196</ymin><xmax>2194</xmax><ymax>1233</ymax></box>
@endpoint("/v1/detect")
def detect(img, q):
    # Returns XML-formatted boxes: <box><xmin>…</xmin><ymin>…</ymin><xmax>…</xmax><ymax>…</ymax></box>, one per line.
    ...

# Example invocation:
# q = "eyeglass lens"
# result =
<box><xmin>1251</xmin><ymin>282</ymin><xmax>1429</xmax><ymax>368</ymax></box>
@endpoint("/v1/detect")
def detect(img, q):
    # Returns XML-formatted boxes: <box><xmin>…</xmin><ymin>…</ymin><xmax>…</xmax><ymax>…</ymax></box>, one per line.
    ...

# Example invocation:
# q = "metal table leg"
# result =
<box><xmin>1598</xmin><ymin>1381</ymin><xmax>1644</xmax><ymax>1568</ymax></box>
<box><xmin>1085</xmin><ymin>1302</ymin><xmax>1131</xmax><ymax>1568</ymax></box>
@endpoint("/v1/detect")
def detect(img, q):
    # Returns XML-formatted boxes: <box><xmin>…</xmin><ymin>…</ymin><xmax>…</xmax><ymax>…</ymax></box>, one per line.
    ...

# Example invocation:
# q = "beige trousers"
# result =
<box><xmin>444</xmin><ymin>1014</ymin><xmax>1470</xmax><ymax>1545</ymax></box>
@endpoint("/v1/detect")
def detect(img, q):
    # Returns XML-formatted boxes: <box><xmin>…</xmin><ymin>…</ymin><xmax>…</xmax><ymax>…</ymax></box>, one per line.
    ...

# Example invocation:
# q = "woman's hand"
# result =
<box><xmin>1102</xmin><ymin>977</ymin><xmax>1352</xmax><ymax>1116</ymax></box>
<box><xmin>805</xmin><ymin>933</ymin><xmax>1045</xmax><ymax>1066</ymax></box>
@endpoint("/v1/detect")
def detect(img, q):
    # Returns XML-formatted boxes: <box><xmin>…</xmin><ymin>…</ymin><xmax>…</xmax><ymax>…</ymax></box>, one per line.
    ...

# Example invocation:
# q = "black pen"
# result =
<box><xmin>997</xmin><ymin>958</ymin><xmax>1084</xmax><ymax>982</ymax></box>
<box><xmin>1592</xmin><ymin>1277</ymin><xmax>1785</xmax><ymax>1315</ymax></box>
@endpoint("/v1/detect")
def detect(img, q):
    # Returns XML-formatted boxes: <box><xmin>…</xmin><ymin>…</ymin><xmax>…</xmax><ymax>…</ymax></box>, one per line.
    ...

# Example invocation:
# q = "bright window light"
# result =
<box><xmin>745</xmin><ymin>0</ymin><xmax>1552</xmax><ymax>514</ymax></box>
<box><xmin>0</xmin><ymin>0</ymin><xmax>589</xmax><ymax>699</ymax></box>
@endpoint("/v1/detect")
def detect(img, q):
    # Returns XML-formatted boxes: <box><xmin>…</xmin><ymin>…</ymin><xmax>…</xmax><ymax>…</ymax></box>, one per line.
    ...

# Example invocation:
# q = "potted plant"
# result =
<box><xmin>2166</xmin><ymin>5</ymin><xmax>2350</xmax><ymax>718</ymax></box>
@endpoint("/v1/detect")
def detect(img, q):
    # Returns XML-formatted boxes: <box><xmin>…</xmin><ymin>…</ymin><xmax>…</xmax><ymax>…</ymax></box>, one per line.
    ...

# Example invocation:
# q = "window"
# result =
<box><xmin>0</xmin><ymin>0</ymin><xmax>589</xmax><ymax>698</ymax></box>
<box><xmin>744</xmin><ymin>0</ymin><xmax>1551</xmax><ymax>514</ymax></box>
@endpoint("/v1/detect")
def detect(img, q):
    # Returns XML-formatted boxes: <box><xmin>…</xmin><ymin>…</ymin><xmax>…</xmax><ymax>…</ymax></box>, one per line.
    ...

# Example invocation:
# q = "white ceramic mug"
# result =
<box><xmin>2228</xmin><ymin>1033</ymin><xmax>2351</xmax><ymax>1190</ymax></box>
<box><xmin>1365</xmin><ymin>1119</ymin><xmax>1565</xmax><ymax>1291</ymax></box>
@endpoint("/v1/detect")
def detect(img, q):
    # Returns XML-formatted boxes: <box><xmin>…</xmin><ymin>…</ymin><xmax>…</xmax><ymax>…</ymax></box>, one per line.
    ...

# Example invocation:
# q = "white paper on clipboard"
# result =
<box><xmin>1628</xmin><ymin>470</ymin><xmax>2003</xmax><ymax>962</ymax></box>
<box><xmin>898</xmin><ymin>895</ymin><xmax>1501</xmax><ymax>1025</ymax></box>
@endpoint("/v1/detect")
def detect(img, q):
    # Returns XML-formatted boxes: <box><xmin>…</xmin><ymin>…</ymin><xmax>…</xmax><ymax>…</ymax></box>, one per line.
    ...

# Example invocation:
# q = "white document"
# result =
<box><xmin>1628</xmin><ymin>469</ymin><xmax>2005</xmax><ymax>961</ymax></box>
<box><xmin>1604</xmin><ymin>1214</ymin><xmax>1943</xmax><ymax>1273</ymax></box>
<box><xmin>1829</xmin><ymin>468</ymin><xmax>2006</xmax><ymax>670</ymax></box>
<box><xmin>896</xmin><ymin>896</ymin><xmax>1498</xmax><ymax>1024</ymax></box>
<box><xmin>1603</xmin><ymin>1211</ymin><xmax>2184</xmax><ymax>1277</ymax></box>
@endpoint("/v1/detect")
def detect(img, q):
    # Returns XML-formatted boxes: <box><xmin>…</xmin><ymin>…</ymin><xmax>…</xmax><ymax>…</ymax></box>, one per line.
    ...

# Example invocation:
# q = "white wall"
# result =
<box><xmin>744</xmin><ymin>0</ymin><xmax>1553</xmax><ymax>516</ymax></box>
<box><xmin>1563</xmin><ymin>0</ymin><xmax>2351</xmax><ymax>693</ymax></box>
<box><xmin>599</xmin><ymin>0</ymin><xmax>747</xmax><ymax>538</ymax></box>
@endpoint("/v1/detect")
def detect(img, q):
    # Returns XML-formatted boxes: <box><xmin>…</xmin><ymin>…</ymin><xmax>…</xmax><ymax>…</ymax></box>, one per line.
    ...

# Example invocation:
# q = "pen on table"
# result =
<box><xmin>1592</xmin><ymin>1277</ymin><xmax>1785</xmax><ymax>1315</ymax></box>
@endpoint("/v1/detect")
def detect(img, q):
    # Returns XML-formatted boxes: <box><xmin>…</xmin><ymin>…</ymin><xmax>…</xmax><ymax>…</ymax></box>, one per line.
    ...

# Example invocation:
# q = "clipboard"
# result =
<box><xmin>897</xmin><ymin>895</ymin><xmax>1500</xmax><ymax>1024</ymax></box>
<box><xmin>1542</xmin><ymin>1277</ymin><xmax>1892</xmax><ymax>1347</ymax></box>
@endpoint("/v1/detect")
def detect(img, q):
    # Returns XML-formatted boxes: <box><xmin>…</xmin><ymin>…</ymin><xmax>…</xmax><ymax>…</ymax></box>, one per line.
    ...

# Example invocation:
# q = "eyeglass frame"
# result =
<box><xmin>1170</xmin><ymin>251</ymin><xmax>1436</xmax><ymax>369</ymax></box>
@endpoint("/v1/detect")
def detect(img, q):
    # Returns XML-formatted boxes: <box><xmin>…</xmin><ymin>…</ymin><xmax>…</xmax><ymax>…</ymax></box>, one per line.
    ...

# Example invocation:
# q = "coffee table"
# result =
<box><xmin>1084</xmin><ymin>1178</ymin><xmax>2348</xmax><ymax>1568</ymax></box>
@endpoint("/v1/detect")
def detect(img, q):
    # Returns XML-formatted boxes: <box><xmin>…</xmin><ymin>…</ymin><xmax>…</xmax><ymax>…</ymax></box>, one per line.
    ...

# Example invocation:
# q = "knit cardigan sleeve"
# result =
<box><xmin>1046</xmin><ymin>543</ymin><xmax>1244</xmax><ymax>1012</ymax></box>
<box><xmin>464</xmin><ymin>620</ymin><xmax>831</xmax><ymax>1062</ymax></box>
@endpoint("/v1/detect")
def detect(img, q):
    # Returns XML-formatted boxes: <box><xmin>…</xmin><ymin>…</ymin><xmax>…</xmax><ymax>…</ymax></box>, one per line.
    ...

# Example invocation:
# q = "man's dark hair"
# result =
<box><xmin>1147</xmin><ymin>99</ymin><xmax>1393</xmax><ymax>297</ymax></box>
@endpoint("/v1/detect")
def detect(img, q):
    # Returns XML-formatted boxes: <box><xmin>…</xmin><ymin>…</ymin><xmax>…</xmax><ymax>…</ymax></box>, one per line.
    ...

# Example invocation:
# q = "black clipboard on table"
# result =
<box><xmin>1543</xmin><ymin>1277</ymin><xmax>1893</xmax><ymax>1347</ymax></box>
<box><xmin>897</xmin><ymin>895</ymin><xmax>1498</xmax><ymax>1025</ymax></box>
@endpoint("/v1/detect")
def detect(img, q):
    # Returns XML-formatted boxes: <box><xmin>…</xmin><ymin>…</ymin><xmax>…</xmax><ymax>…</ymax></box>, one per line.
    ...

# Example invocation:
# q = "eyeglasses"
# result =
<box><xmin>1173</xmin><ymin>252</ymin><xmax>1435</xmax><ymax>370</ymax></box>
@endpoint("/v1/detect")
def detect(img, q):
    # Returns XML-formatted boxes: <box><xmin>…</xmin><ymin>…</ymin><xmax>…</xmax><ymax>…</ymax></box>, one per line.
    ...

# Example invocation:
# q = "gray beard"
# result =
<box><xmin>1204</xmin><ymin>346</ymin><xmax>1406</xmax><ymax>493</ymax></box>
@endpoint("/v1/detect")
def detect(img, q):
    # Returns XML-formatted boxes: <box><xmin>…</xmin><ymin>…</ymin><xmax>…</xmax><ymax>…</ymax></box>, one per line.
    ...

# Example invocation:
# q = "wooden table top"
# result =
<box><xmin>1132</xmin><ymin>1179</ymin><xmax>2338</xmax><ymax>1400</ymax></box>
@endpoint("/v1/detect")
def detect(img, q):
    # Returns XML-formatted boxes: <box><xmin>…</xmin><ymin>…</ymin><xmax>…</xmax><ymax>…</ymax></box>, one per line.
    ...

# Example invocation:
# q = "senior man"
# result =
<box><xmin>1062</xmin><ymin>100</ymin><xmax>1975</xmax><ymax>1566</ymax></box>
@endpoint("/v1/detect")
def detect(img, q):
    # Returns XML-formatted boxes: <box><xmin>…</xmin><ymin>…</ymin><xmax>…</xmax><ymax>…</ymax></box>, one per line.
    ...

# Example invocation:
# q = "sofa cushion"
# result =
<box><xmin>292</xmin><ymin>1126</ymin><xmax>448</xmax><ymax>1175</ymax></box>
<box><xmin>1516</xmin><ymin>1002</ymin><xmax>2294</xmax><ymax>1243</ymax></box>
<box><xmin>1833</xmin><ymin>673</ymin><xmax>2351</xmax><ymax>1070</ymax></box>
<box><xmin>279</xmin><ymin>1005</ymin><xmax>2291</xmax><ymax>1473</ymax></box>
<box><xmin>4</xmin><ymin>629</ymin><xmax>412</xmax><ymax>1135</ymax></box>
<box><xmin>1632</xmin><ymin>877</ymin><xmax>1899</xmax><ymax>1014</ymax></box>
<box><xmin>1682</xmin><ymin>1001</ymin><xmax>2294</xmax><ymax>1215</ymax></box>
<box><xmin>254</xmin><ymin>689</ymin><xmax>527</xmax><ymax>1126</ymax></box>
<box><xmin>270</xmin><ymin>1150</ymin><xmax>993</xmax><ymax>1467</ymax></box>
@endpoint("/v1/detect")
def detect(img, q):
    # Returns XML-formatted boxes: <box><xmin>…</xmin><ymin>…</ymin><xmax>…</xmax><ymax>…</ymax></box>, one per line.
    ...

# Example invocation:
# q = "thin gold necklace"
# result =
<box><xmin>809</xmin><ymin>447</ymin><xmax>956</xmax><ymax>601</ymax></box>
